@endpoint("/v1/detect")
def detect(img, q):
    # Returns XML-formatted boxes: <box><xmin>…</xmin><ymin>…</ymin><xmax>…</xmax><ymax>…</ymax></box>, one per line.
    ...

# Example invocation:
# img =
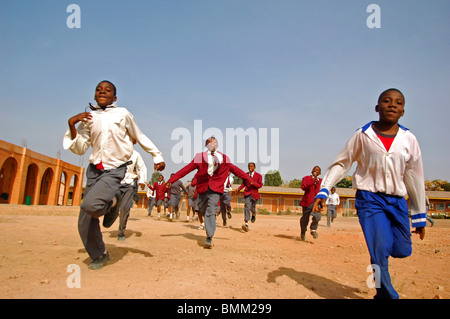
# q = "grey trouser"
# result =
<box><xmin>244</xmin><ymin>195</ymin><xmax>257</xmax><ymax>222</ymax></box>
<box><xmin>148</xmin><ymin>197</ymin><xmax>156</xmax><ymax>215</ymax></box>
<box><xmin>117</xmin><ymin>183</ymin><xmax>137</xmax><ymax>237</ymax></box>
<box><xmin>219</xmin><ymin>192</ymin><xmax>232</xmax><ymax>221</ymax></box>
<box><xmin>327</xmin><ymin>204</ymin><xmax>337</xmax><ymax>226</ymax></box>
<box><xmin>78</xmin><ymin>164</ymin><xmax>126</xmax><ymax>259</ymax></box>
<box><xmin>300</xmin><ymin>203</ymin><xmax>322</xmax><ymax>233</ymax></box>
<box><xmin>197</xmin><ymin>189</ymin><xmax>221</xmax><ymax>239</ymax></box>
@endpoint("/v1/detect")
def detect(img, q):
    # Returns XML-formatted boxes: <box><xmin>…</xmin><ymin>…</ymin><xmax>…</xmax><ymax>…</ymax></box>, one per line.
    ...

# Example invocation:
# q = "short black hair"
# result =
<box><xmin>248</xmin><ymin>162</ymin><xmax>256</xmax><ymax>167</ymax></box>
<box><xmin>98</xmin><ymin>80</ymin><xmax>117</xmax><ymax>97</ymax></box>
<box><xmin>205</xmin><ymin>136</ymin><xmax>217</xmax><ymax>146</ymax></box>
<box><xmin>378</xmin><ymin>88</ymin><xmax>404</xmax><ymax>104</ymax></box>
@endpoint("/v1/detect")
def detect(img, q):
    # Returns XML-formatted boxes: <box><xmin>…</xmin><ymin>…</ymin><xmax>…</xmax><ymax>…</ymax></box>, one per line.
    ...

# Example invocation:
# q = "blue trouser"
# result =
<box><xmin>355</xmin><ymin>190</ymin><xmax>412</xmax><ymax>299</ymax></box>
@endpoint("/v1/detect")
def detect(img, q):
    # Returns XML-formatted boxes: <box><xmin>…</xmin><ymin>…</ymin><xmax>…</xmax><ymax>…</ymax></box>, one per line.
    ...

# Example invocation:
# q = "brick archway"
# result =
<box><xmin>0</xmin><ymin>140</ymin><xmax>85</xmax><ymax>206</ymax></box>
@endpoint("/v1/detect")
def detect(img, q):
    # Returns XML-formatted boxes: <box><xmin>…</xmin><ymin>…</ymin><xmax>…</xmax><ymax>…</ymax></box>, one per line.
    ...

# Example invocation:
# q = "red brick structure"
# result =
<box><xmin>0</xmin><ymin>140</ymin><xmax>84</xmax><ymax>206</ymax></box>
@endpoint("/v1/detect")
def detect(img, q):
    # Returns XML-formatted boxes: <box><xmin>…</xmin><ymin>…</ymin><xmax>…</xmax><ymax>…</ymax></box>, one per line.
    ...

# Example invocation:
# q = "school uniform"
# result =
<box><xmin>116</xmin><ymin>150</ymin><xmax>147</xmax><ymax>238</ymax></box>
<box><xmin>325</xmin><ymin>192</ymin><xmax>340</xmax><ymax>226</ymax></box>
<box><xmin>300</xmin><ymin>175</ymin><xmax>322</xmax><ymax>233</ymax></box>
<box><xmin>168</xmin><ymin>179</ymin><xmax>187</xmax><ymax>210</ymax></box>
<box><xmin>63</xmin><ymin>103</ymin><xmax>163</xmax><ymax>260</ymax></box>
<box><xmin>149</xmin><ymin>181</ymin><xmax>167</xmax><ymax>206</ymax></box>
<box><xmin>219</xmin><ymin>175</ymin><xmax>234</xmax><ymax>223</ymax></box>
<box><xmin>237</xmin><ymin>171</ymin><xmax>263</xmax><ymax>222</ymax></box>
<box><xmin>147</xmin><ymin>188</ymin><xmax>156</xmax><ymax>216</ymax></box>
<box><xmin>186</xmin><ymin>183</ymin><xmax>197</xmax><ymax>208</ymax></box>
<box><xmin>315</xmin><ymin>121</ymin><xmax>426</xmax><ymax>299</ymax></box>
<box><xmin>167</xmin><ymin>150</ymin><xmax>252</xmax><ymax>242</ymax></box>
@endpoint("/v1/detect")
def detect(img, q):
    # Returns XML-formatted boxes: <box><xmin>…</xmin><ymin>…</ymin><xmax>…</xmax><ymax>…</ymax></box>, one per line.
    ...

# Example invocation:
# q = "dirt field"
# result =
<box><xmin>0</xmin><ymin>204</ymin><xmax>448</xmax><ymax>300</ymax></box>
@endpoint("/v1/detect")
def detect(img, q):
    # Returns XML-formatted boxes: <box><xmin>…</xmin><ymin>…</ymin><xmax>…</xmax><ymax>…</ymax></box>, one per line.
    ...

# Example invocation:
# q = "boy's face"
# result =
<box><xmin>248</xmin><ymin>163</ymin><xmax>255</xmax><ymax>172</ymax></box>
<box><xmin>206</xmin><ymin>138</ymin><xmax>218</xmax><ymax>152</ymax></box>
<box><xmin>312</xmin><ymin>166</ymin><xmax>321</xmax><ymax>176</ymax></box>
<box><xmin>95</xmin><ymin>81</ymin><xmax>117</xmax><ymax>107</ymax></box>
<box><xmin>376</xmin><ymin>90</ymin><xmax>405</xmax><ymax>125</ymax></box>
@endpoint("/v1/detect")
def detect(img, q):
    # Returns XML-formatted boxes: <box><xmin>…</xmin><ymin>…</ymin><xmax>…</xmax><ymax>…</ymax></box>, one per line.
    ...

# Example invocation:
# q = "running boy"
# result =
<box><xmin>235</xmin><ymin>163</ymin><xmax>263</xmax><ymax>232</ymax></box>
<box><xmin>299</xmin><ymin>166</ymin><xmax>322</xmax><ymax>240</ymax></box>
<box><xmin>114</xmin><ymin>147</ymin><xmax>147</xmax><ymax>241</ymax></box>
<box><xmin>149</xmin><ymin>174</ymin><xmax>168</xmax><ymax>220</ymax></box>
<box><xmin>167</xmin><ymin>137</ymin><xmax>253</xmax><ymax>248</ymax></box>
<box><xmin>312</xmin><ymin>88</ymin><xmax>426</xmax><ymax>299</ymax></box>
<box><xmin>63</xmin><ymin>80</ymin><xmax>165</xmax><ymax>269</ymax></box>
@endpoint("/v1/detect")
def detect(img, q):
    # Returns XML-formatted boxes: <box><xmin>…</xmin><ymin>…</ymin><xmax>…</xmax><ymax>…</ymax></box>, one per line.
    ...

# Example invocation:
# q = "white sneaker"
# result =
<box><xmin>198</xmin><ymin>223</ymin><xmax>205</xmax><ymax>230</ymax></box>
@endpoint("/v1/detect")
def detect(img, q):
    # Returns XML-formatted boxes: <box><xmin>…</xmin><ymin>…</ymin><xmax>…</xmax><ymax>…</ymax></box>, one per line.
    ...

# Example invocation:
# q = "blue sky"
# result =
<box><xmin>1</xmin><ymin>0</ymin><xmax>449</xmax><ymax>183</ymax></box>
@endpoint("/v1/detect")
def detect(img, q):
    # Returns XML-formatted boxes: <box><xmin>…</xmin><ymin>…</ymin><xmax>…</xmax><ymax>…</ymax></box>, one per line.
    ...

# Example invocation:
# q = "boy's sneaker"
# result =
<box><xmin>198</xmin><ymin>223</ymin><xmax>205</xmax><ymax>230</ymax></box>
<box><xmin>311</xmin><ymin>230</ymin><xmax>319</xmax><ymax>239</ymax></box>
<box><xmin>204</xmin><ymin>237</ymin><xmax>213</xmax><ymax>249</ymax></box>
<box><xmin>88</xmin><ymin>251</ymin><xmax>110</xmax><ymax>270</ymax></box>
<box><xmin>227</xmin><ymin>212</ymin><xmax>232</xmax><ymax>219</ymax></box>
<box><xmin>300</xmin><ymin>232</ymin><xmax>306</xmax><ymax>241</ymax></box>
<box><xmin>251</xmin><ymin>214</ymin><xmax>256</xmax><ymax>223</ymax></box>
<box><xmin>103</xmin><ymin>194</ymin><xmax>120</xmax><ymax>228</ymax></box>
<box><xmin>242</xmin><ymin>223</ymin><xmax>249</xmax><ymax>232</ymax></box>
<box><xmin>118</xmin><ymin>235</ymin><xmax>126</xmax><ymax>241</ymax></box>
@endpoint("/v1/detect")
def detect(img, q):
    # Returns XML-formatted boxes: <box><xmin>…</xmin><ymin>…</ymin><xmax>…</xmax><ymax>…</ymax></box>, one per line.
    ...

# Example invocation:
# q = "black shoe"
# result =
<box><xmin>251</xmin><ymin>214</ymin><xmax>256</xmax><ymax>223</ymax></box>
<box><xmin>223</xmin><ymin>219</ymin><xmax>227</xmax><ymax>226</ymax></box>
<box><xmin>227</xmin><ymin>212</ymin><xmax>232</xmax><ymax>219</ymax></box>
<box><xmin>103</xmin><ymin>194</ymin><xmax>120</xmax><ymax>228</ymax></box>
<box><xmin>88</xmin><ymin>251</ymin><xmax>110</xmax><ymax>270</ymax></box>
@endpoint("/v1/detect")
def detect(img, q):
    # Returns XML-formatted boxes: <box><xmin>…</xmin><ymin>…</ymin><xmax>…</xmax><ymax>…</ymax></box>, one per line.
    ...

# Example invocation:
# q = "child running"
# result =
<box><xmin>312</xmin><ymin>88</ymin><xmax>426</xmax><ymax>299</ymax></box>
<box><xmin>167</xmin><ymin>137</ymin><xmax>253</xmax><ymax>248</ymax></box>
<box><xmin>63</xmin><ymin>80</ymin><xmax>165</xmax><ymax>269</ymax></box>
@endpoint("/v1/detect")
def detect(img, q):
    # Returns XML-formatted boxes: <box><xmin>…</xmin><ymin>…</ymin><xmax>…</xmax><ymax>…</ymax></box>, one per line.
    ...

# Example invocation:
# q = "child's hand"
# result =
<box><xmin>312</xmin><ymin>198</ymin><xmax>325</xmax><ymax>213</ymax></box>
<box><xmin>412</xmin><ymin>227</ymin><xmax>425</xmax><ymax>240</ymax></box>
<box><xmin>69</xmin><ymin>112</ymin><xmax>92</xmax><ymax>125</ymax></box>
<box><xmin>154</xmin><ymin>162</ymin><xmax>165</xmax><ymax>171</ymax></box>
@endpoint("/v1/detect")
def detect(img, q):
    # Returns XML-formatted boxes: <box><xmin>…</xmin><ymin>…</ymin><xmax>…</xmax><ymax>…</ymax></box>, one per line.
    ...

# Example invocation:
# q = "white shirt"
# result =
<box><xmin>63</xmin><ymin>104</ymin><xmax>164</xmax><ymax>170</ymax></box>
<box><xmin>223</xmin><ymin>175</ymin><xmax>233</xmax><ymax>192</ymax></box>
<box><xmin>147</xmin><ymin>188</ymin><xmax>155</xmax><ymax>198</ymax></box>
<box><xmin>326</xmin><ymin>192</ymin><xmax>340</xmax><ymax>206</ymax></box>
<box><xmin>317</xmin><ymin>122</ymin><xmax>425</xmax><ymax>226</ymax></box>
<box><xmin>206</xmin><ymin>151</ymin><xmax>223</xmax><ymax>177</ymax></box>
<box><xmin>121</xmin><ymin>150</ymin><xmax>147</xmax><ymax>186</ymax></box>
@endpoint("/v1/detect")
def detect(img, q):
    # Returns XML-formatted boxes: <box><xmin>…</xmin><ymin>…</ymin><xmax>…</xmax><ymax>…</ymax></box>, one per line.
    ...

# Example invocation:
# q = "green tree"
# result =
<box><xmin>335</xmin><ymin>176</ymin><xmax>352</xmax><ymax>188</ymax></box>
<box><xmin>443</xmin><ymin>183</ymin><xmax>450</xmax><ymax>192</ymax></box>
<box><xmin>233</xmin><ymin>176</ymin><xmax>243</xmax><ymax>185</ymax></box>
<box><xmin>150</xmin><ymin>171</ymin><xmax>162</xmax><ymax>184</ymax></box>
<box><xmin>425</xmin><ymin>179</ymin><xmax>448</xmax><ymax>191</ymax></box>
<box><xmin>288</xmin><ymin>179</ymin><xmax>302</xmax><ymax>188</ymax></box>
<box><xmin>264</xmin><ymin>170</ymin><xmax>283</xmax><ymax>187</ymax></box>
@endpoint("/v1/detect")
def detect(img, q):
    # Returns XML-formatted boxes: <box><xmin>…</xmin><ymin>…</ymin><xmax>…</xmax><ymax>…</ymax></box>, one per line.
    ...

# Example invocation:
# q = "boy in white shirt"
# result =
<box><xmin>325</xmin><ymin>187</ymin><xmax>340</xmax><ymax>227</ymax></box>
<box><xmin>113</xmin><ymin>147</ymin><xmax>147</xmax><ymax>241</ymax></box>
<box><xmin>312</xmin><ymin>88</ymin><xmax>426</xmax><ymax>299</ymax></box>
<box><xmin>63</xmin><ymin>80</ymin><xmax>165</xmax><ymax>269</ymax></box>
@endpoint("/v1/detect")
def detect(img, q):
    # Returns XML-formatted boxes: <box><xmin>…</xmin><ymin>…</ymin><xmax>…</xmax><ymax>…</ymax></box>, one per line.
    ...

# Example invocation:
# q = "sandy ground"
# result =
<box><xmin>0</xmin><ymin>204</ymin><xmax>448</xmax><ymax>300</ymax></box>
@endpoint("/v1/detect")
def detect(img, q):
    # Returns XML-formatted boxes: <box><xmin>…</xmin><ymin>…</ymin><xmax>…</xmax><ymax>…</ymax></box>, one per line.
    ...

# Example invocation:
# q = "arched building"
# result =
<box><xmin>0</xmin><ymin>140</ymin><xmax>84</xmax><ymax>206</ymax></box>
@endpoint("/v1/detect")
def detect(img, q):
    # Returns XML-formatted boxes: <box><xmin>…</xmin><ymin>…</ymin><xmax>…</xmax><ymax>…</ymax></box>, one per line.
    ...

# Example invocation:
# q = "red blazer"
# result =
<box><xmin>149</xmin><ymin>182</ymin><xmax>168</xmax><ymax>200</ymax></box>
<box><xmin>299</xmin><ymin>175</ymin><xmax>322</xmax><ymax>207</ymax></box>
<box><xmin>167</xmin><ymin>151</ymin><xmax>252</xmax><ymax>195</ymax></box>
<box><xmin>237</xmin><ymin>171</ymin><xmax>263</xmax><ymax>200</ymax></box>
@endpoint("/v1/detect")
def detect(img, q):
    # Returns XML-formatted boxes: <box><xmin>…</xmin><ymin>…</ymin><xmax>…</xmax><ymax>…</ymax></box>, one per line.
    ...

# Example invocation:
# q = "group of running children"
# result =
<box><xmin>64</xmin><ymin>80</ymin><xmax>427</xmax><ymax>299</ymax></box>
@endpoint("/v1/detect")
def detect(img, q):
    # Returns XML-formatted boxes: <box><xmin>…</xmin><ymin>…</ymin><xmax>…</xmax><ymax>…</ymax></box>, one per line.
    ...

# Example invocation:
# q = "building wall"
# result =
<box><xmin>0</xmin><ymin>140</ymin><xmax>84</xmax><ymax>206</ymax></box>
